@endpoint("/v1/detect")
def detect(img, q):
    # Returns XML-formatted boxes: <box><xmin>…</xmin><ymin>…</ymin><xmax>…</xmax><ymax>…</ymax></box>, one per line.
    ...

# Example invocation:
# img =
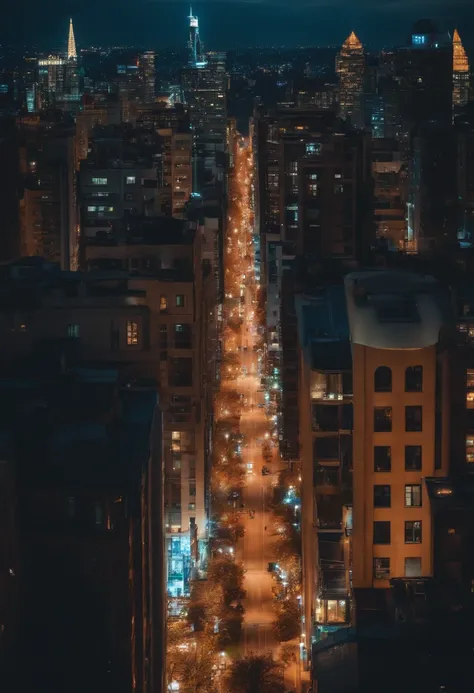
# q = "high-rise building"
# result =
<box><xmin>395</xmin><ymin>19</ymin><xmax>453</xmax><ymax>133</ymax></box>
<box><xmin>0</xmin><ymin>352</ymin><xmax>164</xmax><ymax>693</ymax></box>
<box><xmin>372</xmin><ymin>138</ymin><xmax>407</xmax><ymax>250</ymax></box>
<box><xmin>138</xmin><ymin>51</ymin><xmax>156</xmax><ymax>104</ymax></box>
<box><xmin>453</xmin><ymin>28</ymin><xmax>470</xmax><ymax>113</ymax></box>
<box><xmin>396</xmin><ymin>20</ymin><xmax>455</xmax><ymax>251</ymax></box>
<box><xmin>137</xmin><ymin>102</ymin><xmax>193</xmax><ymax>217</ymax></box>
<box><xmin>18</xmin><ymin>113</ymin><xmax>77</xmax><ymax>269</ymax></box>
<box><xmin>253</xmin><ymin>105</ymin><xmax>372</xmax><ymax>392</ymax></box>
<box><xmin>181</xmin><ymin>49</ymin><xmax>227</xmax><ymax>192</ymax></box>
<box><xmin>36</xmin><ymin>19</ymin><xmax>81</xmax><ymax>113</ymax></box>
<box><xmin>187</xmin><ymin>6</ymin><xmax>203</xmax><ymax>65</ymax></box>
<box><xmin>297</xmin><ymin>269</ymin><xmax>453</xmax><ymax>650</ymax></box>
<box><xmin>67</xmin><ymin>17</ymin><xmax>77</xmax><ymax>60</ymax></box>
<box><xmin>336</xmin><ymin>32</ymin><xmax>365</xmax><ymax>126</ymax></box>
<box><xmin>37</xmin><ymin>55</ymin><xmax>66</xmax><ymax>110</ymax></box>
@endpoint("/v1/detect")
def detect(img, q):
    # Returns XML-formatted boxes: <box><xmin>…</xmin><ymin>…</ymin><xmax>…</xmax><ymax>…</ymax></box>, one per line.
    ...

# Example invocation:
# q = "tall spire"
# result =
<box><xmin>453</xmin><ymin>28</ymin><xmax>468</xmax><ymax>73</ymax></box>
<box><xmin>67</xmin><ymin>18</ymin><xmax>77</xmax><ymax>60</ymax></box>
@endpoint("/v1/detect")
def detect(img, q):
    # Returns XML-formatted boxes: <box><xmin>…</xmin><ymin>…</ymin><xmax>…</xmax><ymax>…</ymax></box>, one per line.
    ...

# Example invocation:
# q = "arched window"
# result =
<box><xmin>374</xmin><ymin>366</ymin><xmax>392</xmax><ymax>393</ymax></box>
<box><xmin>405</xmin><ymin>366</ymin><xmax>423</xmax><ymax>392</ymax></box>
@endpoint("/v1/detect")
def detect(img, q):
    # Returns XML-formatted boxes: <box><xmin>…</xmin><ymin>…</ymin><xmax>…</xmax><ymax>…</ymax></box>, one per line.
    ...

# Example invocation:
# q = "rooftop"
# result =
<box><xmin>344</xmin><ymin>270</ymin><xmax>447</xmax><ymax>350</ymax></box>
<box><xmin>85</xmin><ymin>216</ymin><xmax>194</xmax><ymax>247</ymax></box>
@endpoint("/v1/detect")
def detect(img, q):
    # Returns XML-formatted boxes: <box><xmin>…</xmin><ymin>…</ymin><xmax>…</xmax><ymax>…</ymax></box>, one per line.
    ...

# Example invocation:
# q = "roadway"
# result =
<box><xmin>223</xmin><ymin>138</ymin><xmax>304</xmax><ymax>692</ymax></box>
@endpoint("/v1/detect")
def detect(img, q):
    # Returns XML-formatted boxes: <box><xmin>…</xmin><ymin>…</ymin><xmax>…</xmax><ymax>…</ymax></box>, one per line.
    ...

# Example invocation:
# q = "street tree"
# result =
<box><xmin>225</xmin><ymin>654</ymin><xmax>285</xmax><ymax>693</ymax></box>
<box><xmin>273</xmin><ymin>599</ymin><xmax>300</xmax><ymax>642</ymax></box>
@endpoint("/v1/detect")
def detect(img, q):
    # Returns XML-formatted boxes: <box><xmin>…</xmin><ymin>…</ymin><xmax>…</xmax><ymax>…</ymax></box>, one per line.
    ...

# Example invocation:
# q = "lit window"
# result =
<box><xmin>326</xmin><ymin>600</ymin><xmax>346</xmax><ymax>623</ymax></box>
<box><xmin>126</xmin><ymin>176</ymin><xmax>136</xmax><ymax>184</ymax></box>
<box><xmin>87</xmin><ymin>205</ymin><xmax>97</xmax><ymax>212</ymax></box>
<box><xmin>305</xmin><ymin>142</ymin><xmax>321</xmax><ymax>156</ymax></box>
<box><xmin>68</xmin><ymin>324</ymin><xmax>79</xmax><ymax>338</ymax></box>
<box><xmin>126</xmin><ymin>320</ymin><xmax>139</xmax><ymax>346</ymax></box>
<box><xmin>373</xmin><ymin>557</ymin><xmax>390</xmax><ymax>579</ymax></box>
<box><xmin>405</xmin><ymin>484</ymin><xmax>422</xmax><ymax>508</ymax></box>
<box><xmin>405</xmin><ymin>520</ymin><xmax>422</xmax><ymax>544</ymax></box>
<box><xmin>176</xmin><ymin>295</ymin><xmax>185</xmax><ymax>308</ymax></box>
<box><xmin>334</xmin><ymin>184</ymin><xmax>344</xmax><ymax>194</ymax></box>
<box><xmin>467</xmin><ymin>369</ymin><xmax>474</xmax><ymax>404</ymax></box>
<box><xmin>172</xmin><ymin>431</ymin><xmax>181</xmax><ymax>452</ymax></box>
<box><xmin>91</xmin><ymin>177</ymin><xmax>107</xmax><ymax>185</ymax></box>
<box><xmin>308</xmin><ymin>183</ymin><xmax>319</xmax><ymax>197</ymax></box>
<box><xmin>466</xmin><ymin>435</ymin><xmax>474</xmax><ymax>463</ymax></box>
<box><xmin>160</xmin><ymin>295</ymin><xmax>168</xmax><ymax>311</ymax></box>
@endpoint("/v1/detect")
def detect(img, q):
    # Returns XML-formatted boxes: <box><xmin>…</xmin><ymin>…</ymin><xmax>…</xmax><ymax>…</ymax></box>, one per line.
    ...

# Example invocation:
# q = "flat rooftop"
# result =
<box><xmin>344</xmin><ymin>270</ymin><xmax>446</xmax><ymax>350</ymax></box>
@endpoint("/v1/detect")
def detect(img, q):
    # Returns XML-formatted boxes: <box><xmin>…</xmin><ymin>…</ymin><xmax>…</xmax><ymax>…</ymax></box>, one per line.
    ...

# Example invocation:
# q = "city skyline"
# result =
<box><xmin>5</xmin><ymin>1</ymin><xmax>474</xmax><ymax>51</ymax></box>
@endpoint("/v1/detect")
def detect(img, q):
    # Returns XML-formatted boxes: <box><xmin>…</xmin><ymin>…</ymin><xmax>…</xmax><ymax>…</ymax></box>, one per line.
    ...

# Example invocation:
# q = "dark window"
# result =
<box><xmin>405</xmin><ymin>366</ymin><xmax>423</xmax><ymax>392</ymax></box>
<box><xmin>405</xmin><ymin>445</ymin><xmax>422</xmax><ymax>471</ymax></box>
<box><xmin>373</xmin><ymin>521</ymin><xmax>391</xmax><ymax>544</ymax></box>
<box><xmin>374</xmin><ymin>366</ymin><xmax>392</xmax><ymax>392</ymax></box>
<box><xmin>169</xmin><ymin>358</ymin><xmax>193</xmax><ymax>387</ymax></box>
<box><xmin>405</xmin><ymin>484</ymin><xmax>422</xmax><ymax>507</ymax></box>
<box><xmin>374</xmin><ymin>485</ymin><xmax>391</xmax><ymax>508</ymax></box>
<box><xmin>405</xmin><ymin>406</ymin><xmax>422</xmax><ymax>432</ymax></box>
<box><xmin>174</xmin><ymin>323</ymin><xmax>192</xmax><ymax>349</ymax></box>
<box><xmin>374</xmin><ymin>446</ymin><xmax>391</xmax><ymax>472</ymax></box>
<box><xmin>374</xmin><ymin>407</ymin><xmax>392</xmax><ymax>432</ymax></box>
<box><xmin>404</xmin><ymin>557</ymin><xmax>422</xmax><ymax>578</ymax></box>
<box><xmin>314</xmin><ymin>436</ymin><xmax>339</xmax><ymax>460</ymax></box>
<box><xmin>405</xmin><ymin>521</ymin><xmax>422</xmax><ymax>544</ymax></box>
<box><xmin>373</xmin><ymin>557</ymin><xmax>390</xmax><ymax>579</ymax></box>
<box><xmin>160</xmin><ymin>324</ymin><xmax>167</xmax><ymax>349</ymax></box>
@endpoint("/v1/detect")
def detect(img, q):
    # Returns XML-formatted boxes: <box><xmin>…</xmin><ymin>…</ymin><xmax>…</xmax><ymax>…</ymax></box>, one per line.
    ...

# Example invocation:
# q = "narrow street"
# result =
<box><xmin>222</xmin><ymin>137</ymin><xmax>304</xmax><ymax>691</ymax></box>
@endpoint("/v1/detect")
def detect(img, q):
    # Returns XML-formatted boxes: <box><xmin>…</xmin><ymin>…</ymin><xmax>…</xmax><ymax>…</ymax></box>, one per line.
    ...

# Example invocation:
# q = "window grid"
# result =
<box><xmin>126</xmin><ymin>320</ymin><xmax>139</xmax><ymax>346</ymax></box>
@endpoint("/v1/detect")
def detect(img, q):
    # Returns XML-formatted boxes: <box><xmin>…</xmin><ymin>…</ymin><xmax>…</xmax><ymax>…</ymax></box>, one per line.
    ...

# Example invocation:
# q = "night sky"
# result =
<box><xmin>5</xmin><ymin>0</ymin><xmax>474</xmax><ymax>51</ymax></box>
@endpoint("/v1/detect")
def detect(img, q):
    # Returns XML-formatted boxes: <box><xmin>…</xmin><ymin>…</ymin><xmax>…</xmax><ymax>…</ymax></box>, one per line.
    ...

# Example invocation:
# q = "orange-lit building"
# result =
<box><xmin>297</xmin><ymin>270</ymin><xmax>454</xmax><ymax>651</ymax></box>
<box><xmin>453</xmin><ymin>28</ymin><xmax>470</xmax><ymax>112</ymax></box>
<box><xmin>336</xmin><ymin>32</ymin><xmax>365</xmax><ymax>126</ymax></box>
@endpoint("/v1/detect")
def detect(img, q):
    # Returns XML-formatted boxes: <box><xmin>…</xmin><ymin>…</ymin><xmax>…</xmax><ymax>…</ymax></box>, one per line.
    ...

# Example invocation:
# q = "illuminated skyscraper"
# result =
<box><xmin>453</xmin><ymin>28</ymin><xmax>470</xmax><ymax>111</ymax></box>
<box><xmin>67</xmin><ymin>18</ymin><xmax>77</xmax><ymax>60</ymax></box>
<box><xmin>63</xmin><ymin>18</ymin><xmax>80</xmax><ymax>111</ymax></box>
<box><xmin>138</xmin><ymin>50</ymin><xmax>156</xmax><ymax>104</ymax></box>
<box><xmin>336</xmin><ymin>32</ymin><xmax>365</xmax><ymax>125</ymax></box>
<box><xmin>188</xmin><ymin>6</ymin><xmax>203</xmax><ymax>65</ymax></box>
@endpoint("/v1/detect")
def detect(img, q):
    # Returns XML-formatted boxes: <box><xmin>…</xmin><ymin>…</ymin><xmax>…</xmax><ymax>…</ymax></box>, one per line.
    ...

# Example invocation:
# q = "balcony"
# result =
<box><xmin>316</xmin><ymin>494</ymin><xmax>343</xmax><ymax>531</ymax></box>
<box><xmin>312</xmin><ymin>403</ymin><xmax>353</xmax><ymax>432</ymax></box>
<box><xmin>314</xmin><ymin>466</ymin><xmax>339</xmax><ymax>488</ymax></box>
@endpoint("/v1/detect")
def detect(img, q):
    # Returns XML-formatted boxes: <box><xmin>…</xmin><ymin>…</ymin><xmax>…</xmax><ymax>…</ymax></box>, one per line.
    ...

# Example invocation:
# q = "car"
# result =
<box><xmin>262</xmin><ymin>466</ymin><xmax>270</xmax><ymax>476</ymax></box>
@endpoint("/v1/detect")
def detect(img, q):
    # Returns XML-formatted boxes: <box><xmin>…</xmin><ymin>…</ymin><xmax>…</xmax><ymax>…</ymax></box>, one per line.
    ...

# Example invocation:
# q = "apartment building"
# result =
<box><xmin>0</xmin><ymin>366</ymin><xmax>163</xmax><ymax>693</ymax></box>
<box><xmin>78</xmin><ymin>124</ymin><xmax>162</xmax><ymax>236</ymax></box>
<box><xmin>297</xmin><ymin>269</ymin><xmax>454</xmax><ymax>655</ymax></box>
<box><xmin>0</xmin><ymin>218</ymin><xmax>214</xmax><ymax>599</ymax></box>
<box><xmin>18</xmin><ymin>114</ymin><xmax>77</xmax><ymax>269</ymax></box>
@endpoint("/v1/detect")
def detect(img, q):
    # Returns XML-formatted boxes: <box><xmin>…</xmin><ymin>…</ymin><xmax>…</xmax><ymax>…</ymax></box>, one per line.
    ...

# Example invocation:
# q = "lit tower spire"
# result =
<box><xmin>187</xmin><ymin>6</ymin><xmax>202</xmax><ymax>65</ymax></box>
<box><xmin>453</xmin><ymin>28</ymin><xmax>469</xmax><ymax>110</ymax></box>
<box><xmin>67</xmin><ymin>18</ymin><xmax>77</xmax><ymax>60</ymax></box>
